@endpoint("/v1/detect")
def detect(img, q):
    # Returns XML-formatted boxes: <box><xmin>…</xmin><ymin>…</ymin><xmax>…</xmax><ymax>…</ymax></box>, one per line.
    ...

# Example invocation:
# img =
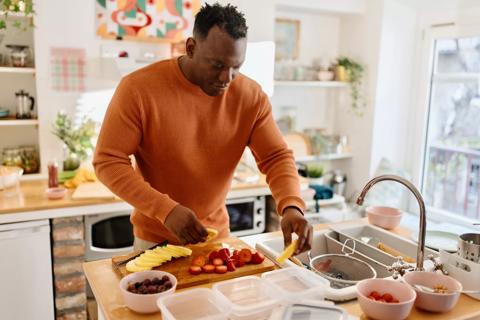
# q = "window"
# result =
<box><xmin>422</xmin><ymin>33</ymin><xmax>480</xmax><ymax>222</ymax></box>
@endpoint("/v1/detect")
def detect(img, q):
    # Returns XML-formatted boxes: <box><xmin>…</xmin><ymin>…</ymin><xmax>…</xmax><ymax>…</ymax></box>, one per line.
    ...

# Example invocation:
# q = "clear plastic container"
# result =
<box><xmin>212</xmin><ymin>276</ymin><xmax>279</xmax><ymax>320</ymax></box>
<box><xmin>261</xmin><ymin>267</ymin><xmax>328</xmax><ymax>303</ymax></box>
<box><xmin>280</xmin><ymin>302</ymin><xmax>348</xmax><ymax>320</ymax></box>
<box><xmin>157</xmin><ymin>288</ymin><xmax>231</xmax><ymax>320</ymax></box>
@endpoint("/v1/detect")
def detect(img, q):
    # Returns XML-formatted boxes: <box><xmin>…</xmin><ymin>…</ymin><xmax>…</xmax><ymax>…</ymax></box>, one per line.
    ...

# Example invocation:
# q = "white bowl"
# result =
<box><xmin>403</xmin><ymin>271</ymin><xmax>462</xmax><ymax>313</ymax></box>
<box><xmin>119</xmin><ymin>270</ymin><xmax>177</xmax><ymax>314</ymax></box>
<box><xmin>0</xmin><ymin>166</ymin><xmax>23</xmax><ymax>190</ymax></box>
<box><xmin>357</xmin><ymin>278</ymin><xmax>416</xmax><ymax>320</ymax></box>
<box><xmin>366</xmin><ymin>206</ymin><xmax>402</xmax><ymax>229</ymax></box>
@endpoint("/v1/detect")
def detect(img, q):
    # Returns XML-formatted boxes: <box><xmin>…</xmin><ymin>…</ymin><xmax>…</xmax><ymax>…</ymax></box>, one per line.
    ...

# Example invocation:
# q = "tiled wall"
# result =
<box><xmin>51</xmin><ymin>216</ymin><xmax>87</xmax><ymax>320</ymax></box>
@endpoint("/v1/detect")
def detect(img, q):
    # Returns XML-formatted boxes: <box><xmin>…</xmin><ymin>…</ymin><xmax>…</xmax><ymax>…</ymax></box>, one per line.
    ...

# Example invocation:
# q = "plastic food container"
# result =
<box><xmin>212</xmin><ymin>276</ymin><xmax>279</xmax><ymax>320</ymax></box>
<box><xmin>280</xmin><ymin>301</ymin><xmax>348</xmax><ymax>320</ymax></box>
<box><xmin>157</xmin><ymin>288</ymin><xmax>231</xmax><ymax>320</ymax></box>
<box><xmin>261</xmin><ymin>267</ymin><xmax>328</xmax><ymax>302</ymax></box>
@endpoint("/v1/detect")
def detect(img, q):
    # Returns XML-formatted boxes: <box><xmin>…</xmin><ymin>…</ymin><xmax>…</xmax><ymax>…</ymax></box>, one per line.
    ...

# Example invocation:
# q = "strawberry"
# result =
<box><xmin>226</xmin><ymin>259</ymin><xmax>236</xmax><ymax>272</ymax></box>
<box><xmin>212</xmin><ymin>258</ymin><xmax>224</xmax><ymax>266</ymax></box>
<box><xmin>208</xmin><ymin>250</ymin><xmax>219</xmax><ymax>261</ymax></box>
<box><xmin>202</xmin><ymin>264</ymin><xmax>215</xmax><ymax>273</ymax></box>
<box><xmin>191</xmin><ymin>256</ymin><xmax>206</xmax><ymax>267</ymax></box>
<box><xmin>215</xmin><ymin>265</ymin><xmax>228</xmax><ymax>274</ymax></box>
<box><xmin>238</xmin><ymin>248</ymin><xmax>252</xmax><ymax>263</ymax></box>
<box><xmin>218</xmin><ymin>248</ymin><xmax>231</xmax><ymax>261</ymax></box>
<box><xmin>250</xmin><ymin>252</ymin><xmax>265</xmax><ymax>264</ymax></box>
<box><xmin>234</xmin><ymin>259</ymin><xmax>245</xmax><ymax>267</ymax></box>
<box><xmin>188</xmin><ymin>266</ymin><xmax>202</xmax><ymax>275</ymax></box>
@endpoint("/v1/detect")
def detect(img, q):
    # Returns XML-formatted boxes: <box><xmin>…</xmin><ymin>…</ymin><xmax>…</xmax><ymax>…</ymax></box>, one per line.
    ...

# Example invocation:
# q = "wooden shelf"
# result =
<box><xmin>0</xmin><ymin>66</ymin><xmax>35</xmax><ymax>74</ymax></box>
<box><xmin>296</xmin><ymin>153</ymin><xmax>353</xmax><ymax>162</ymax></box>
<box><xmin>0</xmin><ymin>117</ymin><xmax>39</xmax><ymax>126</ymax></box>
<box><xmin>275</xmin><ymin>81</ymin><xmax>348</xmax><ymax>88</ymax></box>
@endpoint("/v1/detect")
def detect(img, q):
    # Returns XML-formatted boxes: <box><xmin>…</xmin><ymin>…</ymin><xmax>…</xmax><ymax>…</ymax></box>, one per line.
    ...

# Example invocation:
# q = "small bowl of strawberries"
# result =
<box><xmin>188</xmin><ymin>247</ymin><xmax>265</xmax><ymax>276</ymax></box>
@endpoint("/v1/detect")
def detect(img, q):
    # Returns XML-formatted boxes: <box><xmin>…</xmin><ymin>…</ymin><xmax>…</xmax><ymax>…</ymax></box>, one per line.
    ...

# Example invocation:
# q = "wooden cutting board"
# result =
<box><xmin>71</xmin><ymin>182</ymin><xmax>118</xmax><ymax>200</ymax></box>
<box><xmin>111</xmin><ymin>238</ymin><xmax>275</xmax><ymax>289</ymax></box>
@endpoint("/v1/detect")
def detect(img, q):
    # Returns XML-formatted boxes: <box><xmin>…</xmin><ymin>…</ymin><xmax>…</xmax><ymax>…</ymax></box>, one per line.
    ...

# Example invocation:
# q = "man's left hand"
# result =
<box><xmin>280</xmin><ymin>207</ymin><xmax>313</xmax><ymax>255</ymax></box>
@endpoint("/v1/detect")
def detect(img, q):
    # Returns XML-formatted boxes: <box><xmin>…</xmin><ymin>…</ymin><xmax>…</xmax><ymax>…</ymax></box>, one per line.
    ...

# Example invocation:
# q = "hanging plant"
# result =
<box><xmin>337</xmin><ymin>56</ymin><xmax>366</xmax><ymax>117</ymax></box>
<box><xmin>0</xmin><ymin>0</ymin><xmax>35</xmax><ymax>31</ymax></box>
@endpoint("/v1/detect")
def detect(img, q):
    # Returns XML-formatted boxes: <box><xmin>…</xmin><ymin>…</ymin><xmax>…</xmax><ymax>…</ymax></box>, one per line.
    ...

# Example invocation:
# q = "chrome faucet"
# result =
<box><xmin>356</xmin><ymin>174</ymin><xmax>426</xmax><ymax>271</ymax></box>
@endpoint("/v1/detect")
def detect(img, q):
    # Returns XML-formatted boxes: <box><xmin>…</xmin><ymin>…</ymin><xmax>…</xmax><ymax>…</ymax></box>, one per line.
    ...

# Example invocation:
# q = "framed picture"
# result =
<box><xmin>275</xmin><ymin>18</ymin><xmax>300</xmax><ymax>60</ymax></box>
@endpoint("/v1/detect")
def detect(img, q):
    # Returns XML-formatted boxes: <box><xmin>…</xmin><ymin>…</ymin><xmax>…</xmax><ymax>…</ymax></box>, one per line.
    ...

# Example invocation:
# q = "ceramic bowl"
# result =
<box><xmin>357</xmin><ymin>278</ymin><xmax>416</xmax><ymax>320</ymax></box>
<box><xmin>0</xmin><ymin>166</ymin><xmax>23</xmax><ymax>190</ymax></box>
<box><xmin>119</xmin><ymin>270</ymin><xmax>177</xmax><ymax>314</ymax></box>
<box><xmin>366</xmin><ymin>206</ymin><xmax>402</xmax><ymax>229</ymax></box>
<box><xmin>403</xmin><ymin>271</ymin><xmax>462</xmax><ymax>313</ymax></box>
<box><xmin>46</xmin><ymin>187</ymin><xmax>67</xmax><ymax>200</ymax></box>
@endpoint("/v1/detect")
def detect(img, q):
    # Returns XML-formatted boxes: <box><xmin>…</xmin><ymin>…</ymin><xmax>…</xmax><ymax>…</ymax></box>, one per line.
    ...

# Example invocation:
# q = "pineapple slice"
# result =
<box><xmin>126</xmin><ymin>260</ymin><xmax>151</xmax><ymax>272</ymax></box>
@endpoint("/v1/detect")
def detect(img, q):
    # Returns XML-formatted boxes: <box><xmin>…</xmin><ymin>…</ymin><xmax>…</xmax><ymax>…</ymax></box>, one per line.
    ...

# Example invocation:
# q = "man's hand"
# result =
<box><xmin>281</xmin><ymin>207</ymin><xmax>313</xmax><ymax>255</ymax></box>
<box><xmin>164</xmin><ymin>204</ymin><xmax>208</xmax><ymax>244</ymax></box>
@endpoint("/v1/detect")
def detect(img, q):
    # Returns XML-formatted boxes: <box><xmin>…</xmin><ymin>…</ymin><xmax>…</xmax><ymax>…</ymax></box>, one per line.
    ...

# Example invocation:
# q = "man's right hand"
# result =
<box><xmin>164</xmin><ymin>204</ymin><xmax>208</xmax><ymax>244</ymax></box>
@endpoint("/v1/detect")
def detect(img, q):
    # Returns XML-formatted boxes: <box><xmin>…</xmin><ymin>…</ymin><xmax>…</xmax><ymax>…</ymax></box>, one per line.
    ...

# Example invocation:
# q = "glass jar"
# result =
<box><xmin>2</xmin><ymin>148</ymin><xmax>23</xmax><ymax>167</ymax></box>
<box><xmin>20</xmin><ymin>145</ymin><xmax>40</xmax><ymax>174</ymax></box>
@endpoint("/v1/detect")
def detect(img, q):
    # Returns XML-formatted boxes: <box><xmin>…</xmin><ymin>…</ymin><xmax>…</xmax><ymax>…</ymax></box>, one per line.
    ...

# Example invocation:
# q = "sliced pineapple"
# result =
<box><xmin>137</xmin><ymin>253</ymin><xmax>168</xmax><ymax>264</ymax></box>
<box><xmin>144</xmin><ymin>250</ymin><xmax>172</xmax><ymax>261</ymax></box>
<box><xmin>165</xmin><ymin>244</ymin><xmax>192</xmax><ymax>256</ymax></box>
<box><xmin>126</xmin><ymin>260</ymin><xmax>151</xmax><ymax>272</ymax></box>
<box><xmin>206</xmin><ymin>228</ymin><xmax>218</xmax><ymax>241</ymax></box>
<box><xmin>134</xmin><ymin>258</ymin><xmax>161</xmax><ymax>268</ymax></box>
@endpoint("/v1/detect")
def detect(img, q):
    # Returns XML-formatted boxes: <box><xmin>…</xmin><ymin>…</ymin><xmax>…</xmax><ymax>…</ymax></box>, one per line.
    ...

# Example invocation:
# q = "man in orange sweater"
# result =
<box><xmin>93</xmin><ymin>3</ymin><xmax>312</xmax><ymax>255</ymax></box>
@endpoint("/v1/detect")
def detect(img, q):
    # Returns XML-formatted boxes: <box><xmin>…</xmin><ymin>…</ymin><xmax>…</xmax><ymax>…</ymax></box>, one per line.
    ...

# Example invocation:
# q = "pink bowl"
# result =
<box><xmin>366</xmin><ymin>206</ymin><xmax>402</xmax><ymax>229</ymax></box>
<box><xmin>403</xmin><ymin>271</ymin><xmax>462</xmax><ymax>313</ymax></box>
<box><xmin>357</xmin><ymin>278</ymin><xmax>416</xmax><ymax>320</ymax></box>
<box><xmin>46</xmin><ymin>187</ymin><xmax>67</xmax><ymax>200</ymax></box>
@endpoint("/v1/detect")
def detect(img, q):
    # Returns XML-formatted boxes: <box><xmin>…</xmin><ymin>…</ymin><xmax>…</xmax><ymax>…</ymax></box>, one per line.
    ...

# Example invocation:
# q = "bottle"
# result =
<box><xmin>48</xmin><ymin>160</ymin><xmax>59</xmax><ymax>188</ymax></box>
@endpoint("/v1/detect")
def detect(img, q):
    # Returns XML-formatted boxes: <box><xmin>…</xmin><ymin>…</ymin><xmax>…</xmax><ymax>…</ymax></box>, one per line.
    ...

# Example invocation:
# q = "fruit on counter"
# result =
<box><xmin>276</xmin><ymin>240</ymin><xmax>298</xmax><ymax>264</ymax></box>
<box><xmin>218</xmin><ymin>248</ymin><xmax>231</xmax><ymax>261</ymax></box>
<box><xmin>202</xmin><ymin>264</ymin><xmax>216</xmax><ymax>273</ymax></box>
<box><xmin>206</xmin><ymin>228</ymin><xmax>219</xmax><ymax>241</ymax></box>
<box><xmin>208</xmin><ymin>250</ymin><xmax>220</xmax><ymax>261</ymax></box>
<box><xmin>226</xmin><ymin>259</ymin><xmax>236</xmax><ymax>272</ymax></box>
<box><xmin>189</xmin><ymin>266</ymin><xmax>202</xmax><ymax>275</ymax></box>
<box><xmin>63</xmin><ymin>168</ymin><xmax>97</xmax><ymax>189</ymax></box>
<box><xmin>212</xmin><ymin>258</ymin><xmax>224</xmax><ymax>266</ymax></box>
<box><xmin>251</xmin><ymin>252</ymin><xmax>265</xmax><ymax>264</ymax></box>
<box><xmin>127</xmin><ymin>276</ymin><xmax>173</xmax><ymax>294</ymax></box>
<box><xmin>215</xmin><ymin>265</ymin><xmax>228</xmax><ymax>274</ymax></box>
<box><xmin>367</xmin><ymin>291</ymin><xmax>399</xmax><ymax>303</ymax></box>
<box><xmin>238</xmin><ymin>248</ymin><xmax>252</xmax><ymax>263</ymax></box>
<box><xmin>126</xmin><ymin>244</ymin><xmax>192</xmax><ymax>273</ymax></box>
<box><xmin>191</xmin><ymin>256</ymin><xmax>206</xmax><ymax>267</ymax></box>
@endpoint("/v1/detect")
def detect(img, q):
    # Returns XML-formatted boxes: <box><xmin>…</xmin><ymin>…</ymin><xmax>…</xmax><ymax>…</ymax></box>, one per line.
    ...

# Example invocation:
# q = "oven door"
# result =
<box><xmin>84</xmin><ymin>211</ymin><xmax>134</xmax><ymax>261</ymax></box>
<box><xmin>227</xmin><ymin>196</ymin><xmax>266</xmax><ymax>237</ymax></box>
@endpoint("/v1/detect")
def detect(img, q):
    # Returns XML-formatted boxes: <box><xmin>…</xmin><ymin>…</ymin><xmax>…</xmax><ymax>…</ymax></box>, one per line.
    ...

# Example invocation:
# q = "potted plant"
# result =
<box><xmin>337</xmin><ymin>56</ymin><xmax>366</xmax><ymax>116</ymax></box>
<box><xmin>52</xmin><ymin>112</ymin><xmax>96</xmax><ymax>171</ymax></box>
<box><xmin>0</xmin><ymin>0</ymin><xmax>34</xmax><ymax>31</ymax></box>
<box><xmin>306</xmin><ymin>164</ymin><xmax>324</xmax><ymax>186</ymax></box>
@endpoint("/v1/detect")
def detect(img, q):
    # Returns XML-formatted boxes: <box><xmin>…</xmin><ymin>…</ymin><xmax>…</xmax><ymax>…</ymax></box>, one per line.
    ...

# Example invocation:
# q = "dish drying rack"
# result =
<box><xmin>440</xmin><ymin>250</ymin><xmax>480</xmax><ymax>300</ymax></box>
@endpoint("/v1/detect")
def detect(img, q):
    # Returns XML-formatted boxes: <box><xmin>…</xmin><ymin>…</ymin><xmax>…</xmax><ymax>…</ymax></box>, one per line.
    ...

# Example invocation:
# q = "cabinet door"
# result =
<box><xmin>0</xmin><ymin>220</ymin><xmax>54</xmax><ymax>320</ymax></box>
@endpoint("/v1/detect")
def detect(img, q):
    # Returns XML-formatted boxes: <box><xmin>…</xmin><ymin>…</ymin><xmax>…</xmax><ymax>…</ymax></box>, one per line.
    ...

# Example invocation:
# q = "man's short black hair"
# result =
<box><xmin>193</xmin><ymin>2</ymin><xmax>248</xmax><ymax>40</ymax></box>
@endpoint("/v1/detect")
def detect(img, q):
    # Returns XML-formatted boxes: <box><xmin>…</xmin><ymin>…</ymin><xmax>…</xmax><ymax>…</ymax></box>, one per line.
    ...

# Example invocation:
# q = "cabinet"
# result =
<box><xmin>0</xmin><ymin>13</ymin><xmax>40</xmax><ymax>177</ymax></box>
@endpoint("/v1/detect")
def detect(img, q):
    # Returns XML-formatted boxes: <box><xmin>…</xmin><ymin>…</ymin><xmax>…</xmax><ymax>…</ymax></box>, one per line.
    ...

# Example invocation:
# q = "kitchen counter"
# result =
<box><xmin>0</xmin><ymin>177</ymin><xmax>275</xmax><ymax>223</ymax></box>
<box><xmin>83</xmin><ymin>222</ymin><xmax>480</xmax><ymax>320</ymax></box>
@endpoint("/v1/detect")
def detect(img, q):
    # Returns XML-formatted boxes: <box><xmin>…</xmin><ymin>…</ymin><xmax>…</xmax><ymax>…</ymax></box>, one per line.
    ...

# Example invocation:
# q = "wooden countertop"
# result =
<box><xmin>0</xmin><ymin>178</ymin><xmax>272</xmax><ymax>216</ymax></box>
<box><xmin>83</xmin><ymin>223</ymin><xmax>480</xmax><ymax>320</ymax></box>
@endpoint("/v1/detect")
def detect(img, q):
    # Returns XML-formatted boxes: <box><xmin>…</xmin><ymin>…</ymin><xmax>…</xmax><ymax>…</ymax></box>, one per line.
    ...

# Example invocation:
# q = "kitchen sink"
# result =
<box><xmin>255</xmin><ymin>220</ymin><xmax>438</xmax><ymax>302</ymax></box>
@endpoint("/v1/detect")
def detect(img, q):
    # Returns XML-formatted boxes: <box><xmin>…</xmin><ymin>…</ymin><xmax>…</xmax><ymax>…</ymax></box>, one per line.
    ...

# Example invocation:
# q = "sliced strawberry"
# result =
<box><xmin>191</xmin><ymin>256</ymin><xmax>206</xmax><ymax>267</ymax></box>
<box><xmin>212</xmin><ymin>258</ymin><xmax>224</xmax><ymax>266</ymax></box>
<box><xmin>188</xmin><ymin>266</ymin><xmax>202</xmax><ymax>275</ymax></box>
<box><xmin>226</xmin><ymin>259</ymin><xmax>236</xmax><ymax>272</ymax></box>
<box><xmin>215</xmin><ymin>265</ymin><xmax>228</xmax><ymax>274</ymax></box>
<box><xmin>218</xmin><ymin>248</ymin><xmax>231</xmax><ymax>261</ymax></box>
<box><xmin>202</xmin><ymin>264</ymin><xmax>215</xmax><ymax>273</ymax></box>
<box><xmin>238</xmin><ymin>248</ymin><xmax>252</xmax><ymax>263</ymax></box>
<box><xmin>234</xmin><ymin>258</ymin><xmax>246</xmax><ymax>267</ymax></box>
<box><xmin>208</xmin><ymin>250</ymin><xmax>219</xmax><ymax>261</ymax></box>
<box><xmin>251</xmin><ymin>252</ymin><xmax>265</xmax><ymax>264</ymax></box>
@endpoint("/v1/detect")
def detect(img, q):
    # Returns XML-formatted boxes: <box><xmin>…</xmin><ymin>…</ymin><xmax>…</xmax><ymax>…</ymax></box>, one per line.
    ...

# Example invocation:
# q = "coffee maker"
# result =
<box><xmin>15</xmin><ymin>90</ymin><xmax>35</xmax><ymax>119</ymax></box>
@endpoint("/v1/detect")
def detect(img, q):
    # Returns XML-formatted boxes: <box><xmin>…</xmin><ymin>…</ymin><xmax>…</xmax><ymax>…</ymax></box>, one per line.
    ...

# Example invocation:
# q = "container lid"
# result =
<box><xmin>281</xmin><ymin>302</ymin><xmax>348</xmax><ymax>320</ymax></box>
<box><xmin>212</xmin><ymin>276</ymin><xmax>278</xmax><ymax>317</ymax></box>
<box><xmin>261</xmin><ymin>267</ymin><xmax>328</xmax><ymax>302</ymax></box>
<box><xmin>157</xmin><ymin>288</ymin><xmax>231</xmax><ymax>320</ymax></box>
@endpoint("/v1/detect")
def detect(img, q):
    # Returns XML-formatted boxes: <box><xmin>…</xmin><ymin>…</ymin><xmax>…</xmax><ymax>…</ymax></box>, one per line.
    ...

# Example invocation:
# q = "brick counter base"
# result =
<box><xmin>52</xmin><ymin>217</ymin><xmax>87</xmax><ymax>320</ymax></box>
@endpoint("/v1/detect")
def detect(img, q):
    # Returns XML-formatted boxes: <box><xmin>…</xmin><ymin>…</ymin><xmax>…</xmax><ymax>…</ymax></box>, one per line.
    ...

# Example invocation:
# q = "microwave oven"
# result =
<box><xmin>227</xmin><ymin>195</ymin><xmax>266</xmax><ymax>237</ymax></box>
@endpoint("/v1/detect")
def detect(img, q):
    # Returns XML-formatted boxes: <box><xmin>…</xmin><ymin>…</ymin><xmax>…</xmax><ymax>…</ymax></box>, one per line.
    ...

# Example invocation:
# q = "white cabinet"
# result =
<box><xmin>0</xmin><ymin>220</ymin><xmax>54</xmax><ymax>320</ymax></box>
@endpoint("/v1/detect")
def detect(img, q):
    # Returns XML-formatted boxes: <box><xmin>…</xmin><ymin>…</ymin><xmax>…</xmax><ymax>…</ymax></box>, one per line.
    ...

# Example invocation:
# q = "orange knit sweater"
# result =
<box><xmin>93</xmin><ymin>58</ymin><xmax>305</xmax><ymax>244</ymax></box>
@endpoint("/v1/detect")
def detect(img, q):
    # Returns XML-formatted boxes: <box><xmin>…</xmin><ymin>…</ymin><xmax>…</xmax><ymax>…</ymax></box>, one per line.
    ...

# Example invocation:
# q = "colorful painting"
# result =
<box><xmin>50</xmin><ymin>48</ymin><xmax>86</xmax><ymax>92</ymax></box>
<box><xmin>96</xmin><ymin>0</ymin><xmax>201</xmax><ymax>42</ymax></box>
<box><xmin>275</xmin><ymin>19</ymin><xmax>300</xmax><ymax>60</ymax></box>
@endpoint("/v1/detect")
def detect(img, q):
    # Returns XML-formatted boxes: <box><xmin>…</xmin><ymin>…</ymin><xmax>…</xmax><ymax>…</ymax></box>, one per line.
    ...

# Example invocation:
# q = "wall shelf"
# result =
<box><xmin>0</xmin><ymin>118</ymin><xmax>39</xmax><ymax>126</ymax></box>
<box><xmin>296</xmin><ymin>153</ymin><xmax>353</xmax><ymax>162</ymax></box>
<box><xmin>0</xmin><ymin>66</ymin><xmax>35</xmax><ymax>74</ymax></box>
<box><xmin>275</xmin><ymin>81</ymin><xmax>348</xmax><ymax>88</ymax></box>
